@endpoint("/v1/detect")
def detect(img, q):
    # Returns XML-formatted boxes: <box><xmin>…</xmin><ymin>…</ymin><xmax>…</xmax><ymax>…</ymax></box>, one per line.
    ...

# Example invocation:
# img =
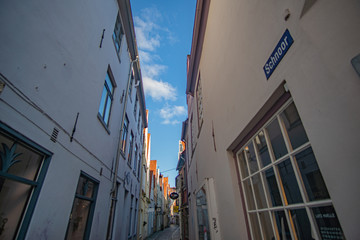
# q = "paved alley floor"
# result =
<box><xmin>145</xmin><ymin>225</ymin><xmax>180</xmax><ymax>240</ymax></box>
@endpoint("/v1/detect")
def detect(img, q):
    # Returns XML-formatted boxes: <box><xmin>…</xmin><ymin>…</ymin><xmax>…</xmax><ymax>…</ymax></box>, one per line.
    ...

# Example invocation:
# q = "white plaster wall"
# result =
<box><xmin>188</xmin><ymin>0</ymin><xmax>360</xmax><ymax>239</ymax></box>
<box><xmin>0</xmin><ymin>0</ymin><xmax>144</xmax><ymax>239</ymax></box>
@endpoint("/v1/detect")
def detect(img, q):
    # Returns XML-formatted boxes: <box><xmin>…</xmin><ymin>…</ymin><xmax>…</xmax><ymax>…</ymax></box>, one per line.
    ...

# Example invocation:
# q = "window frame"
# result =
<box><xmin>112</xmin><ymin>13</ymin><xmax>124</xmax><ymax>61</ymax></box>
<box><xmin>121</xmin><ymin>115</ymin><xmax>129</xmax><ymax>154</ymax></box>
<box><xmin>128</xmin><ymin>131</ymin><xmax>134</xmax><ymax>166</ymax></box>
<box><xmin>235</xmin><ymin>99</ymin><xmax>345</xmax><ymax>240</ymax></box>
<box><xmin>98</xmin><ymin>67</ymin><xmax>116</xmax><ymax>130</ymax></box>
<box><xmin>0</xmin><ymin>122</ymin><xmax>52</xmax><ymax>240</ymax></box>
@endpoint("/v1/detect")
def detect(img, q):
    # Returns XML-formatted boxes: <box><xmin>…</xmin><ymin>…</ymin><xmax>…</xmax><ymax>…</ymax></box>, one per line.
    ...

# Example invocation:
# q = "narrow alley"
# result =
<box><xmin>145</xmin><ymin>225</ymin><xmax>180</xmax><ymax>240</ymax></box>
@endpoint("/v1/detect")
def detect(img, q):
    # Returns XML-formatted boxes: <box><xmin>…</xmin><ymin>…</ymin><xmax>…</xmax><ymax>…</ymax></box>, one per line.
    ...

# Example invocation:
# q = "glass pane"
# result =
<box><xmin>76</xmin><ymin>176</ymin><xmax>95</xmax><ymax>198</ymax></box>
<box><xmin>243</xmin><ymin>179</ymin><xmax>256</xmax><ymax>210</ymax></box>
<box><xmin>196</xmin><ymin>188</ymin><xmax>211</xmax><ymax>240</ymax></box>
<box><xmin>255</xmin><ymin>130</ymin><xmax>271</xmax><ymax>167</ymax></box>
<box><xmin>105</xmin><ymin>73</ymin><xmax>113</xmax><ymax>94</ymax></box>
<box><xmin>274</xmin><ymin>211</ymin><xmax>291</xmax><ymax>240</ymax></box>
<box><xmin>245</xmin><ymin>141</ymin><xmax>258</xmax><ymax>174</ymax></box>
<box><xmin>252</xmin><ymin>173</ymin><xmax>267</xmax><ymax>209</ymax></box>
<box><xmin>264</xmin><ymin>168</ymin><xmax>282</xmax><ymax>206</ymax></box>
<box><xmin>295</xmin><ymin>147</ymin><xmax>330</xmax><ymax>201</ymax></box>
<box><xmin>65</xmin><ymin>198</ymin><xmax>91</xmax><ymax>240</ymax></box>
<box><xmin>249</xmin><ymin>213</ymin><xmax>261</xmax><ymax>240</ymax></box>
<box><xmin>259</xmin><ymin>211</ymin><xmax>275</xmax><ymax>240</ymax></box>
<box><xmin>266</xmin><ymin>118</ymin><xmax>287</xmax><ymax>160</ymax></box>
<box><xmin>98</xmin><ymin>86</ymin><xmax>107</xmax><ymax>117</ymax></box>
<box><xmin>277</xmin><ymin>159</ymin><xmax>303</xmax><ymax>204</ymax></box>
<box><xmin>290</xmin><ymin>209</ymin><xmax>314</xmax><ymax>240</ymax></box>
<box><xmin>104</xmin><ymin>96</ymin><xmax>112</xmax><ymax>125</ymax></box>
<box><xmin>312</xmin><ymin>205</ymin><xmax>345</xmax><ymax>240</ymax></box>
<box><xmin>0</xmin><ymin>140</ymin><xmax>43</xmax><ymax>181</ymax></box>
<box><xmin>280</xmin><ymin>102</ymin><xmax>309</xmax><ymax>150</ymax></box>
<box><xmin>0</xmin><ymin>178</ymin><xmax>32</xmax><ymax>240</ymax></box>
<box><xmin>237</xmin><ymin>151</ymin><xmax>249</xmax><ymax>178</ymax></box>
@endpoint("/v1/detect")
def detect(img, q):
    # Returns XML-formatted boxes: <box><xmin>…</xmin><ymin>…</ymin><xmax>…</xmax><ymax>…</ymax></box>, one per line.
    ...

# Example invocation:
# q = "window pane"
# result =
<box><xmin>252</xmin><ymin>173</ymin><xmax>267</xmax><ymax>209</ymax></box>
<box><xmin>75</xmin><ymin>176</ymin><xmax>95</xmax><ymax>198</ymax></box>
<box><xmin>196</xmin><ymin>188</ymin><xmax>211</xmax><ymax>240</ymax></box>
<box><xmin>259</xmin><ymin>211</ymin><xmax>275</xmax><ymax>240</ymax></box>
<box><xmin>266</xmin><ymin>118</ymin><xmax>287</xmax><ymax>160</ymax></box>
<box><xmin>245</xmin><ymin>141</ymin><xmax>258</xmax><ymax>174</ymax></box>
<box><xmin>0</xmin><ymin>178</ymin><xmax>32</xmax><ymax>240</ymax></box>
<box><xmin>280</xmin><ymin>102</ymin><xmax>309</xmax><ymax>150</ymax></box>
<box><xmin>290</xmin><ymin>209</ymin><xmax>314</xmax><ymax>240</ymax></box>
<box><xmin>65</xmin><ymin>198</ymin><xmax>91</xmax><ymax>240</ymax></box>
<box><xmin>0</xmin><ymin>140</ymin><xmax>43</xmax><ymax>181</ymax></box>
<box><xmin>277</xmin><ymin>159</ymin><xmax>303</xmax><ymax>204</ymax></box>
<box><xmin>98</xmin><ymin>86</ymin><xmax>107</xmax><ymax>117</ymax></box>
<box><xmin>105</xmin><ymin>73</ymin><xmax>113</xmax><ymax>94</ymax></box>
<box><xmin>237</xmin><ymin>151</ymin><xmax>249</xmax><ymax>178</ymax></box>
<box><xmin>249</xmin><ymin>213</ymin><xmax>261</xmax><ymax>240</ymax></box>
<box><xmin>312</xmin><ymin>205</ymin><xmax>345</xmax><ymax>240</ymax></box>
<box><xmin>264</xmin><ymin>168</ymin><xmax>282</xmax><ymax>206</ymax></box>
<box><xmin>295</xmin><ymin>147</ymin><xmax>330</xmax><ymax>201</ymax></box>
<box><xmin>104</xmin><ymin>95</ymin><xmax>112</xmax><ymax>124</ymax></box>
<box><xmin>274</xmin><ymin>211</ymin><xmax>291</xmax><ymax>240</ymax></box>
<box><xmin>255</xmin><ymin>130</ymin><xmax>271</xmax><ymax>167</ymax></box>
<box><xmin>243</xmin><ymin>179</ymin><xmax>256</xmax><ymax>210</ymax></box>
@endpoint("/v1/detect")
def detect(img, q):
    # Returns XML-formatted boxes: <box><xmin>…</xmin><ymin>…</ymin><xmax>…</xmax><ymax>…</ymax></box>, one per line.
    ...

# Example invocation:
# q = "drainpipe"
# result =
<box><xmin>107</xmin><ymin>56</ymin><xmax>139</xmax><ymax>240</ymax></box>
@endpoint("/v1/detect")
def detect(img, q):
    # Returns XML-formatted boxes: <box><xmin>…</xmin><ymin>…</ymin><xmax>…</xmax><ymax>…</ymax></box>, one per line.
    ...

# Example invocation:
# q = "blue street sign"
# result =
<box><xmin>263</xmin><ymin>29</ymin><xmax>294</xmax><ymax>79</ymax></box>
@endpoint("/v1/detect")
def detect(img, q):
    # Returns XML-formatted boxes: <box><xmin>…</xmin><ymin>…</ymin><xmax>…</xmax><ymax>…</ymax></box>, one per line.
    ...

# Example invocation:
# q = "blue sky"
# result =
<box><xmin>130</xmin><ymin>0</ymin><xmax>196</xmax><ymax>187</ymax></box>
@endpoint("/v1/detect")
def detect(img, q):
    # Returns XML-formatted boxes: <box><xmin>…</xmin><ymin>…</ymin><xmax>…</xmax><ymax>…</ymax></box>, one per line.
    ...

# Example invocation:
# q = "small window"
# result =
<box><xmin>113</xmin><ymin>13</ymin><xmax>124</xmax><ymax>58</ymax></box>
<box><xmin>98</xmin><ymin>69</ymin><xmax>115</xmax><ymax>127</ymax></box>
<box><xmin>129</xmin><ymin>70</ymin><xmax>134</xmax><ymax>99</ymax></box>
<box><xmin>137</xmin><ymin>153</ymin><xmax>141</xmax><ymax>177</ymax></box>
<box><xmin>137</xmin><ymin>112</ymin><xmax>141</xmax><ymax>132</ymax></box>
<box><xmin>133</xmin><ymin>145</ymin><xmax>138</xmax><ymax>173</ymax></box>
<box><xmin>128</xmin><ymin>132</ymin><xmax>134</xmax><ymax>166</ymax></box>
<box><xmin>134</xmin><ymin>95</ymin><xmax>138</xmax><ymax>119</ymax></box>
<box><xmin>65</xmin><ymin>173</ymin><xmax>99</xmax><ymax>240</ymax></box>
<box><xmin>121</xmin><ymin>115</ymin><xmax>129</xmax><ymax>153</ymax></box>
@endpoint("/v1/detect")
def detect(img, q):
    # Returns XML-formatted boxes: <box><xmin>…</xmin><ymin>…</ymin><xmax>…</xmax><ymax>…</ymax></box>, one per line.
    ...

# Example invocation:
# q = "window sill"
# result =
<box><xmin>97</xmin><ymin>113</ymin><xmax>111</xmax><ymax>134</ymax></box>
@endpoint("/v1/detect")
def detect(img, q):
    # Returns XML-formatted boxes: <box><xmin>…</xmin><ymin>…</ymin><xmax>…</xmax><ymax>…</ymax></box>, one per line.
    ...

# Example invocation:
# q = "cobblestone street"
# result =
<box><xmin>145</xmin><ymin>225</ymin><xmax>180</xmax><ymax>240</ymax></box>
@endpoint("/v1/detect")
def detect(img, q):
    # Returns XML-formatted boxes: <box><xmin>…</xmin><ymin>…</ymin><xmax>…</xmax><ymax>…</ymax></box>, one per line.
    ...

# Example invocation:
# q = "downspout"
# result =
<box><xmin>107</xmin><ymin>56</ymin><xmax>139</xmax><ymax>240</ymax></box>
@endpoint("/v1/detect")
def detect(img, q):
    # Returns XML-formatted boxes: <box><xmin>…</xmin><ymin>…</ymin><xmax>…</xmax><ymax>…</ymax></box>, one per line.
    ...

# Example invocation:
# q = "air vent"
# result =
<box><xmin>50</xmin><ymin>128</ymin><xmax>59</xmax><ymax>143</ymax></box>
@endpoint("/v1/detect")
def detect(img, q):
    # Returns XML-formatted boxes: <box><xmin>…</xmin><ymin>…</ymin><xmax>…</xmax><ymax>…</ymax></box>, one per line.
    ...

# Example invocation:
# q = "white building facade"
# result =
<box><xmin>0</xmin><ymin>0</ymin><xmax>147</xmax><ymax>239</ymax></box>
<box><xmin>186</xmin><ymin>0</ymin><xmax>360</xmax><ymax>239</ymax></box>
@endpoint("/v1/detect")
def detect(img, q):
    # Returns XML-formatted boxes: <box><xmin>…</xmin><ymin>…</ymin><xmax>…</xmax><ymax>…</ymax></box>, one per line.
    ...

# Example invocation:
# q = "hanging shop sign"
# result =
<box><xmin>263</xmin><ymin>29</ymin><xmax>294</xmax><ymax>79</ymax></box>
<box><xmin>169</xmin><ymin>192</ymin><xmax>179</xmax><ymax>200</ymax></box>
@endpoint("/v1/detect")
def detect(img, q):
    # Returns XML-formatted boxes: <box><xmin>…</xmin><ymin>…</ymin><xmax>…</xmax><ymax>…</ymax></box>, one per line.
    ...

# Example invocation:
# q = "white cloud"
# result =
<box><xmin>143</xmin><ymin>77</ymin><xmax>176</xmax><ymax>101</ymax></box>
<box><xmin>159</xmin><ymin>105</ymin><xmax>187</xmax><ymax>125</ymax></box>
<box><xmin>142</xmin><ymin>64</ymin><xmax>167</xmax><ymax>78</ymax></box>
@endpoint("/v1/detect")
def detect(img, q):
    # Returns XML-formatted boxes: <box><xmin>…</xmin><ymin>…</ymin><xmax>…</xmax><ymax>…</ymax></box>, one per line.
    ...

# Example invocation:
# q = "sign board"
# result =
<box><xmin>263</xmin><ymin>29</ymin><xmax>294</xmax><ymax>79</ymax></box>
<box><xmin>173</xmin><ymin>206</ymin><xmax>179</xmax><ymax>213</ymax></box>
<box><xmin>169</xmin><ymin>192</ymin><xmax>179</xmax><ymax>200</ymax></box>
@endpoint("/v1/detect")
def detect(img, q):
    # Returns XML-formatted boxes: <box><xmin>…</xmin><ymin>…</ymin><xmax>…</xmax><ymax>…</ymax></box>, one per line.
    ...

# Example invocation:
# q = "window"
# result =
<box><xmin>137</xmin><ymin>153</ymin><xmax>141</xmax><ymax>177</ymax></box>
<box><xmin>65</xmin><ymin>172</ymin><xmax>99</xmax><ymax>240</ymax></box>
<box><xmin>0</xmin><ymin>123</ymin><xmax>51</xmax><ymax>240</ymax></box>
<box><xmin>236</xmin><ymin>100</ymin><xmax>345</xmax><ymax>240</ymax></box>
<box><xmin>196</xmin><ymin>75</ymin><xmax>204</xmax><ymax>131</ymax></box>
<box><xmin>128</xmin><ymin>70</ymin><xmax>134</xmax><ymax>99</ymax></box>
<box><xmin>121</xmin><ymin>115</ymin><xmax>129</xmax><ymax>153</ymax></box>
<box><xmin>196</xmin><ymin>187</ymin><xmax>211</xmax><ymax>240</ymax></box>
<box><xmin>133</xmin><ymin>145</ymin><xmax>138</xmax><ymax>173</ymax></box>
<box><xmin>137</xmin><ymin>112</ymin><xmax>141</xmax><ymax>132</ymax></box>
<box><xmin>98</xmin><ymin>69</ymin><xmax>115</xmax><ymax>127</ymax></box>
<box><xmin>134</xmin><ymin>95</ymin><xmax>138</xmax><ymax>119</ymax></box>
<box><xmin>113</xmin><ymin>13</ymin><xmax>124</xmax><ymax>57</ymax></box>
<box><xmin>128</xmin><ymin>132</ymin><xmax>134</xmax><ymax>166</ymax></box>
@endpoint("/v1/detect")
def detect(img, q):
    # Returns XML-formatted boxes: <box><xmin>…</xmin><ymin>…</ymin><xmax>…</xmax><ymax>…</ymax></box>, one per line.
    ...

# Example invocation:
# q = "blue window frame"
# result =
<box><xmin>0</xmin><ymin>122</ymin><xmax>51</xmax><ymax>239</ymax></box>
<box><xmin>98</xmin><ymin>69</ymin><xmax>115</xmax><ymax>127</ymax></box>
<box><xmin>65</xmin><ymin>172</ymin><xmax>99</xmax><ymax>240</ymax></box>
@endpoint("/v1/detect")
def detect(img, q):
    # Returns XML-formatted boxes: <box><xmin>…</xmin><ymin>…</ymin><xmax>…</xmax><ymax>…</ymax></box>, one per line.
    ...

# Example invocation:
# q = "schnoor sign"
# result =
<box><xmin>263</xmin><ymin>29</ymin><xmax>294</xmax><ymax>79</ymax></box>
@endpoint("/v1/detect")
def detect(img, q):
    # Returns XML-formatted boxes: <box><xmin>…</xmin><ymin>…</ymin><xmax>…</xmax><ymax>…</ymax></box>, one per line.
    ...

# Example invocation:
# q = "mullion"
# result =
<box><xmin>75</xmin><ymin>194</ymin><xmax>94</xmax><ymax>202</ymax></box>
<box><xmin>0</xmin><ymin>172</ymin><xmax>38</xmax><ymax>186</ymax></box>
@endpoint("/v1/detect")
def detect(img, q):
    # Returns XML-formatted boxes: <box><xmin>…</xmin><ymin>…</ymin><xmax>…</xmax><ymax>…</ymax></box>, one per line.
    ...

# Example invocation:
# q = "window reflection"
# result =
<box><xmin>264</xmin><ymin>168</ymin><xmax>282</xmax><ymax>206</ymax></box>
<box><xmin>237</xmin><ymin>151</ymin><xmax>249</xmax><ymax>179</ymax></box>
<box><xmin>290</xmin><ymin>209</ymin><xmax>314</xmax><ymax>240</ymax></box>
<box><xmin>245</xmin><ymin>142</ymin><xmax>258</xmax><ymax>174</ymax></box>
<box><xmin>249</xmin><ymin>213</ymin><xmax>261</xmax><ymax>240</ymax></box>
<box><xmin>243</xmin><ymin>179</ymin><xmax>256</xmax><ymax>210</ymax></box>
<box><xmin>259</xmin><ymin>211</ymin><xmax>275</xmax><ymax>240</ymax></box>
<box><xmin>274</xmin><ymin>211</ymin><xmax>291</xmax><ymax>240</ymax></box>
<box><xmin>255</xmin><ymin>131</ymin><xmax>271</xmax><ymax>167</ymax></box>
<box><xmin>277</xmin><ymin>159</ymin><xmax>303</xmax><ymax>204</ymax></box>
<box><xmin>295</xmin><ymin>147</ymin><xmax>330</xmax><ymax>201</ymax></box>
<box><xmin>266</xmin><ymin>119</ymin><xmax>287</xmax><ymax>160</ymax></box>
<box><xmin>252</xmin><ymin>173</ymin><xmax>267</xmax><ymax>209</ymax></box>
<box><xmin>280</xmin><ymin>103</ymin><xmax>309</xmax><ymax>150</ymax></box>
<box><xmin>312</xmin><ymin>206</ymin><xmax>345</xmax><ymax>240</ymax></box>
<box><xmin>196</xmin><ymin>188</ymin><xmax>211</xmax><ymax>240</ymax></box>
